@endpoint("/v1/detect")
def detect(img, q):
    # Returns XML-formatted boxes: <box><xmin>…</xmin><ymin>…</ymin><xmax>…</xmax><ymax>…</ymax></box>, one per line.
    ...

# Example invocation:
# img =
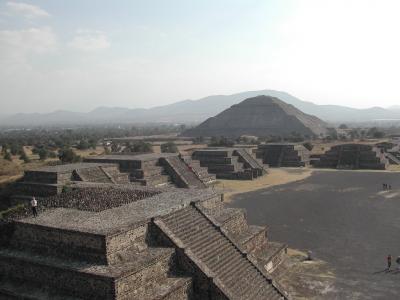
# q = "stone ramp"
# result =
<box><xmin>386</xmin><ymin>152</ymin><xmax>400</xmax><ymax>165</ymax></box>
<box><xmin>162</xmin><ymin>156</ymin><xmax>205</xmax><ymax>188</ymax></box>
<box><xmin>155</xmin><ymin>205</ymin><xmax>285</xmax><ymax>300</ymax></box>
<box><xmin>181</xmin><ymin>155</ymin><xmax>217</xmax><ymax>185</ymax></box>
<box><xmin>74</xmin><ymin>167</ymin><xmax>114</xmax><ymax>183</ymax></box>
<box><xmin>235</xmin><ymin>149</ymin><xmax>264</xmax><ymax>170</ymax></box>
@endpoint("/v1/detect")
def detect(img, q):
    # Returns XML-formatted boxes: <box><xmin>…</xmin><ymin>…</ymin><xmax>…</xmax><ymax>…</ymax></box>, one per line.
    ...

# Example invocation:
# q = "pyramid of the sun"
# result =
<box><xmin>182</xmin><ymin>95</ymin><xmax>327</xmax><ymax>138</ymax></box>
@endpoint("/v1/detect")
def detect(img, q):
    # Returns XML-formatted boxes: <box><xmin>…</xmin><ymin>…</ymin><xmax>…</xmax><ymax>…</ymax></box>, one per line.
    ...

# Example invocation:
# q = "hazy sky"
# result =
<box><xmin>1</xmin><ymin>0</ymin><xmax>400</xmax><ymax>114</ymax></box>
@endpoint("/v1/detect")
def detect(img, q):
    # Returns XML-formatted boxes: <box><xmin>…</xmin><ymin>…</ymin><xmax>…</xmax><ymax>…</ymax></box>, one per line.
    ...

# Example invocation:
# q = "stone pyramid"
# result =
<box><xmin>182</xmin><ymin>95</ymin><xmax>328</xmax><ymax>138</ymax></box>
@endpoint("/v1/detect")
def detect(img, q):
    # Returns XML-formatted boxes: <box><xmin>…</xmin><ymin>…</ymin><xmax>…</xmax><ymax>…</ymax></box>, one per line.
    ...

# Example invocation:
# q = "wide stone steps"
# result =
<box><xmin>386</xmin><ymin>152</ymin><xmax>400</xmax><ymax>165</ymax></box>
<box><xmin>159</xmin><ymin>206</ymin><xmax>283</xmax><ymax>300</ymax></box>
<box><xmin>164</xmin><ymin>157</ymin><xmax>205</xmax><ymax>188</ymax></box>
<box><xmin>235</xmin><ymin>149</ymin><xmax>264</xmax><ymax>170</ymax></box>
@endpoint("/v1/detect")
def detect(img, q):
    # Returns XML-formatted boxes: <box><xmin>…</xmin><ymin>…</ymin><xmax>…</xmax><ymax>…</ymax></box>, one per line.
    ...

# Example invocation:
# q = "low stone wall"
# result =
<box><xmin>23</xmin><ymin>171</ymin><xmax>58</xmax><ymax>184</ymax></box>
<box><xmin>242</xmin><ymin>227</ymin><xmax>267</xmax><ymax>254</ymax></box>
<box><xmin>114</xmin><ymin>249</ymin><xmax>175</xmax><ymax>299</ymax></box>
<box><xmin>220</xmin><ymin>210</ymin><xmax>248</xmax><ymax>235</ymax></box>
<box><xmin>15</xmin><ymin>182</ymin><xmax>61</xmax><ymax>197</ymax></box>
<box><xmin>106</xmin><ymin>223</ymin><xmax>149</xmax><ymax>264</ymax></box>
<box><xmin>0</xmin><ymin>254</ymin><xmax>115</xmax><ymax>299</ymax></box>
<box><xmin>11</xmin><ymin>222</ymin><xmax>107</xmax><ymax>264</ymax></box>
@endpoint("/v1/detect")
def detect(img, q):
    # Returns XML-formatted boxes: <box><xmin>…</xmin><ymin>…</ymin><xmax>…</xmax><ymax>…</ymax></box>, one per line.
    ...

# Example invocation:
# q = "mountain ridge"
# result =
<box><xmin>1</xmin><ymin>89</ymin><xmax>400</xmax><ymax>126</ymax></box>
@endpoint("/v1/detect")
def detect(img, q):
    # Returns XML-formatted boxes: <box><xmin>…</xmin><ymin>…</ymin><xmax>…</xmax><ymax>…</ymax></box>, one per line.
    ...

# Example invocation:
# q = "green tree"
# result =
<box><xmin>38</xmin><ymin>148</ymin><xmax>48</xmax><ymax>161</ymax></box>
<box><xmin>3</xmin><ymin>151</ymin><xmax>12</xmax><ymax>161</ymax></box>
<box><xmin>88</xmin><ymin>138</ymin><xmax>97</xmax><ymax>149</ymax></box>
<box><xmin>208</xmin><ymin>136</ymin><xmax>234</xmax><ymax>147</ymax></box>
<box><xmin>338</xmin><ymin>124</ymin><xmax>348</xmax><ymax>129</ymax></box>
<box><xmin>19</xmin><ymin>149</ymin><xmax>31</xmax><ymax>163</ymax></box>
<box><xmin>77</xmin><ymin>139</ymin><xmax>90</xmax><ymax>150</ymax></box>
<box><xmin>58</xmin><ymin>148</ymin><xmax>81</xmax><ymax>163</ymax></box>
<box><xmin>161</xmin><ymin>142</ymin><xmax>178</xmax><ymax>153</ymax></box>
<box><xmin>10</xmin><ymin>143</ymin><xmax>20</xmax><ymax>156</ymax></box>
<box><xmin>126</xmin><ymin>141</ymin><xmax>153</xmax><ymax>153</ymax></box>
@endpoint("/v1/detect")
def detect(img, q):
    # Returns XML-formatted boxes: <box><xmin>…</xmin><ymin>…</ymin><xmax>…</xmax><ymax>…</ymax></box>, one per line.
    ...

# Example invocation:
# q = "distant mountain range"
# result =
<box><xmin>1</xmin><ymin>90</ymin><xmax>400</xmax><ymax>127</ymax></box>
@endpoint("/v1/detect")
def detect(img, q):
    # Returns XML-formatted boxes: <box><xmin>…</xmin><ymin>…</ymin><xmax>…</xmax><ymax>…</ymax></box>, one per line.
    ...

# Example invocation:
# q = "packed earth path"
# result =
<box><xmin>229</xmin><ymin>169</ymin><xmax>400</xmax><ymax>300</ymax></box>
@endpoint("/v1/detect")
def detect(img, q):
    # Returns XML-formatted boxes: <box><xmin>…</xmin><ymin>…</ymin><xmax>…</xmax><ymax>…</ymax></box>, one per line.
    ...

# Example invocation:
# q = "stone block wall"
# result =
<box><xmin>220</xmin><ymin>209</ymin><xmax>248</xmax><ymax>235</ymax></box>
<box><xmin>106</xmin><ymin>223</ymin><xmax>149</xmax><ymax>264</ymax></box>
<box><xmin>10</xmin><ymin>222</ymin><xmax>107</xmax><ymax>264</ymax></box>
<box><xmin>0</xmin><ymin>254</ymin><xmax>116</xmax><ymax>299</ymax></box>
<box><xmin>256</xmin><ymin>144</ymin><xmax>310</xmax><ymax>167</ymax></box>
<box><xmin>316</xmin><ymin>144</ymin><xmax>389</xmax><ymax>170</ymax></box>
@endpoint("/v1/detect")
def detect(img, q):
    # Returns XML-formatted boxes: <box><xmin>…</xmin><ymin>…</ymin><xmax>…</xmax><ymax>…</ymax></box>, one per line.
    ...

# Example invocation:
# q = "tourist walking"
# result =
<box><xmin>31</xmin><ymin>196</ymin><xmax>38</xmax><ymax>217</ymax></box>
<box><xmin>396</xmin><ymin>256</ymin><xmax>400</xmax><ymax>270</ymax></box>
<box><xmin>387</xmin><ymin>254</ymin><xmax>392</xmax><ymax>270</ymax></box>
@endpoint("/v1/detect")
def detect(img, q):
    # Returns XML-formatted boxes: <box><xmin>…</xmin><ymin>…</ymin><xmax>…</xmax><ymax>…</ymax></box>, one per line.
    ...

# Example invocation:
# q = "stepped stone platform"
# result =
<box><xmin>85</xmin><ymin>154</ymin><xmax>176</xmax><ymax>187</ymax></box>
<box><xmin>1</xmin><ymin>185</ymin><xmax>289</xmax><ymax>300</ymax></box>
<box><xmin>315</xmin><ymin>143</ymin><xmax>389</xmax><ymax>170</ymax></box>
<box><xmin>160</xmin><ymin>156</ymin><xmax>205</xmax><ymax>189</ymax></box>
<box><xmin>255</xmin><ymin>143</ymin><xmax>310</xmax><ymax>167</ymax></box>
<box><xmin>191</xmin><ymin>148</ymin><xmax>267</xmax><ymax>180</ymax></box>
<box><xmin>85</xmin><ymin>154</ymin><xmax>215</xmax><ymax>189</ymax></box>
<box><xmin>375</xmin><ymin>141</ymin><xmax>400</xmax><ymax>165</ymax></box>
<box><xmin>15</xmin><ymin>163</ymin><xmax>130</xmax><ymax>197</ymax></box>
<box><xmin>180</xmin><ymin>155</ymin><xmax>217</xmax><ymax>186</ymax></box>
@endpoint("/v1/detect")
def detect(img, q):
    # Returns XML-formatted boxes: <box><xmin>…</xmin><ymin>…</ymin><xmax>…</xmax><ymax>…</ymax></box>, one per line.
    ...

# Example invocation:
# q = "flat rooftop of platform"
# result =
<box><xmin>85</xmin><ymin>153</ymin><xmax>177</xmax><ymax>162</ymax></box>
<box><xmin>18</xmin><ymin>187</ymin><xmax>219</xmax><ymax>236</ymax></box>
<box><xmin>29</xmin><ymin>163</ymin><xmax>116</xmax><ymax>173</ymax></box>
<box><xmin>259</xmin><ymin>143</ymin><xmax>300</xmax><ymax>146</ymax></box>
<box><xmin>194</xmin><ymin>148</ymin><xmax>235</xmax><ymax>152</ymax></box>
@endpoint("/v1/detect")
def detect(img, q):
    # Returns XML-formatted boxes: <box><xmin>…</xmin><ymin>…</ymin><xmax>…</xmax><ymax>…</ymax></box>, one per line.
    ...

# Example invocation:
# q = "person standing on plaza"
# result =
<box><xmin>31</xmin><ymin>196</ymin><xmax>38</xmax><ymax>217</ymax></box>
<box><xmin>387</xmin><ymin>254</ymin><xmax>392</xmax><ymax>270</ymax></box>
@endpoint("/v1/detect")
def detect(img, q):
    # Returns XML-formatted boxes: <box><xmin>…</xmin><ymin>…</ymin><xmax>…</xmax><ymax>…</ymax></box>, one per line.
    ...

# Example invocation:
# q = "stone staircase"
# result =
<box><xmin>161</xmin><ymin>156</ymin><xmax>206</xmax><ymax>189</ymax></box>
<box><xmin>386</xmin><ymin>152</ymin><xmax>400</xmax><ymax>165</ymax></box>
<box><xmin>100</xmin><ymin>166</ymin><xmax>130</xmax><ymax>184</ymax></box>
<box><xmin>234</xmin><ymin>149</ymin><xmax>266</xmax><ymax>177</ymax></box>
<box><xmin>155</xmin><ymin>205</ymin><xmax>285</xmax><ymax>300</ymax></box>
<box><xmin>181</xmin><ymin>155</ymin><xmax>216</xmax><ymax>186</ymax></box>
<box><xmin>129</xmin><ymin>161</ymin><xmax>172</xmax><ymax>187</ymax></box>
<box><xmin>74</xmin><ymin>167</ymin><xmax>114</xmax><ymax>183</ymax></box>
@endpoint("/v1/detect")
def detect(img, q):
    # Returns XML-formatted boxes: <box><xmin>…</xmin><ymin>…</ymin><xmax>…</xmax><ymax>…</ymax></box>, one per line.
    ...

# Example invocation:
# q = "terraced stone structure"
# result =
<box><xmin>16</xmin><ymin>163</ymin><xmax>129</xmax><ymax>197</ymax></box>
<box><xmin>182</xmin><ymin>95</ymin><xmax>327</xmax><ymax>139</ymax></box>
<box><xmin>315</xmin><ymin>143</ymin><xmax>389</xmax><ymax>170</ymax></box>
<box><xmin>255</xmin><ymin>144</ymin><xmax>310</xmax><ymax>167</ymax></box>
<box><xmin>85</xmin><ymin>154</ymin><xmax>213</xmax><ymax>188</ymax></box>
<box><xmin>376</xmin><ymin>142</ymin><xmax>400</xmax><ymax>165</ymax></box>
<box><xmin>0</xmin><ymin>186</ymin><xmax>289</xmax><ymax>299</ymax></box>
<box><xmin>192</xmin><ymin>148</ymin><xmax>266</xmax><ymax>180</ymax></box>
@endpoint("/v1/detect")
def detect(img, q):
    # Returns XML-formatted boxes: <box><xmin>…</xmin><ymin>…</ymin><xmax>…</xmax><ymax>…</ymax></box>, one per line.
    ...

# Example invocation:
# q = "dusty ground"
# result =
<box><xmin>214</xmin><ymin>168</ymin><xmax>313</xmax><ymax>202</ymax></box>
<box><xmin>229</xmin><ymin>170</ymin><xmax>400</xmax><ymax>299</ymax></box>
<box><xmin>74</xmin><ymin>146</ymin><xmax>105</xmax><ymax>157</ymax></box>
<box><xmin>273</xmin><ymin>248</ymin><xmax>336</xmax><ymax>300</ymax></box>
